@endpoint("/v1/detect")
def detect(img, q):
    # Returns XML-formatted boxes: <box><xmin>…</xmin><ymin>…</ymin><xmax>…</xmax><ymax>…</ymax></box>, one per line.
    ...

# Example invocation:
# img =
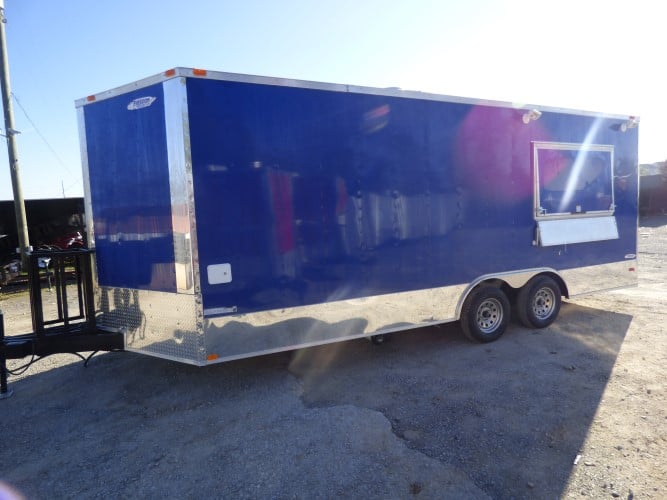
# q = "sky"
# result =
<box><xmin>0</xmin><ymin>0</ymin><xmax>664</xmax><ymax>201</ymax></box>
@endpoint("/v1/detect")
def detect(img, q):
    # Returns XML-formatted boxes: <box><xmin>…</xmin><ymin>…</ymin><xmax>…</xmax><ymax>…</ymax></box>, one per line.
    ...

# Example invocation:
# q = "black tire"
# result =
<box><xmin>460</xmin><ymin>285</ymin><xmax>511</xmax><ymax>343</ymax></box>
<box><xmin>516</xmin><ymin>275</ymin><xmax>561</xmax><ymax>329</ymax></box>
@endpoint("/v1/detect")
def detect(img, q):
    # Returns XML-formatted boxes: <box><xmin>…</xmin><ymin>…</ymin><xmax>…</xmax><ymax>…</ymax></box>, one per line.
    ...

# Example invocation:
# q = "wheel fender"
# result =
<box><xmin>454</xmin><ymin>268</ymin><xmax>565</xmax><ymax>320</ymax></box>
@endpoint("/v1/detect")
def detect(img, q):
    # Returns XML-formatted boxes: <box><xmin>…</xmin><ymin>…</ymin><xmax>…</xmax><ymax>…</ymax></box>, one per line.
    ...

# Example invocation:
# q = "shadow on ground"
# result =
<box><xmin>1</xmin><ymin>301</ymin><xmax>631</xmax><ymax>499</ymax></box>
<box><xmin>639</xmin><ymin>214</ymin><xmax>667</xmax><ymax>228</ymax></box>
<box><xmin>290</xmin><ymin>301</ymin><xmax>632</xmax><ymax>498</ymax></box>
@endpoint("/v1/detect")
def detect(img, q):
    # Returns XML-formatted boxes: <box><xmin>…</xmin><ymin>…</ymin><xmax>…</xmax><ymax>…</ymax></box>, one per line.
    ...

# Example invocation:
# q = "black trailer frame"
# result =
<box><xmin>1</xmin><ymin>249</ymin><xmax>124</xmax><ymax>398</ymax></box>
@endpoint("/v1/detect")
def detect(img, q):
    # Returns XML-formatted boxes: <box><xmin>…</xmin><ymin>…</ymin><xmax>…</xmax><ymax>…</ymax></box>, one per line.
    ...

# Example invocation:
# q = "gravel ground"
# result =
<box><xmin>1</xmin><ymin>216</ymin><xmax>665</xmax><ymax>499</ymax></box>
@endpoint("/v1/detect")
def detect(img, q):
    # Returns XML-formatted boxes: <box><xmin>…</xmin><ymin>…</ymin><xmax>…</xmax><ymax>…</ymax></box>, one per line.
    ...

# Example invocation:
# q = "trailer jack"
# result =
<box><xmin>0</xmin><ymin>249</ymin><xmax>124</xmax><ymax>399</ymax></box>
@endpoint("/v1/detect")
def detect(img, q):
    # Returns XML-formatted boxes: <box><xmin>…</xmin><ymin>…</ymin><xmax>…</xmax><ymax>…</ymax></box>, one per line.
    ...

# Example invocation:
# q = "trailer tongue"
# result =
<box><xmin>1</xmin><ymin>248</ymin><xmax>123</xmax><ymax>398</ymax></box>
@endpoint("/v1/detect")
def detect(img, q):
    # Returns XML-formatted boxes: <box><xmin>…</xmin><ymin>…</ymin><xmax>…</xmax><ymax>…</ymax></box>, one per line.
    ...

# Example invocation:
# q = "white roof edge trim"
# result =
<box><xmin>75</xmin><ymin>67</ymin><xmax>638</xmax><ymax>119</ymax></box>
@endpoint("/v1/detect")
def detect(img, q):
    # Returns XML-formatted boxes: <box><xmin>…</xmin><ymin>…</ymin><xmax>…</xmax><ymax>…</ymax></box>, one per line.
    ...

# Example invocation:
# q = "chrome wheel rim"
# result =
<box><xmin>532</xmin><ymin>287</ymin><xmax>556</xmax><ymax>319</ymax></box>
<box><xmin>476</xmin><ymin>298</ymin><xmax>503</xmax><ymax>333</ymax></box>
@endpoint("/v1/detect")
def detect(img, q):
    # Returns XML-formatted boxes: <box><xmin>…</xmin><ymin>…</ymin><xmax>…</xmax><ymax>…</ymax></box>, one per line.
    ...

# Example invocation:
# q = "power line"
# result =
<box><xmin>10</xmin><ymin>91</ymin><xmax>79</xmax><ymax>180</ymax></box>
<box><xmin>63</xmin><ymin>178</ymin><xmax>82</xmax><ymax>192</ymax></box>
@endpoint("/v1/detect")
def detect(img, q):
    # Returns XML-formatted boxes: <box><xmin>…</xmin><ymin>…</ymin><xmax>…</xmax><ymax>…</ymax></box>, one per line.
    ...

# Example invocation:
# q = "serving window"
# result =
<box><xmin>534</xmin><ymin>142</ymin><xmax>614</xmax><ymax>218</ymax></box>
<box><xmin>532</xmin><ymin>142</ymin><xmax>618</xmax><ymax>246</ymax></box>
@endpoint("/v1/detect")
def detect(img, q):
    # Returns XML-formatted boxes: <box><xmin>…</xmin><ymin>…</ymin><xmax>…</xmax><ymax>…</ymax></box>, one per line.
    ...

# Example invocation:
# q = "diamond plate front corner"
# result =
<box><xmin>97</xmin><ymin>287</ymin><xmax>205</xmax><ymax>364</ymax></box>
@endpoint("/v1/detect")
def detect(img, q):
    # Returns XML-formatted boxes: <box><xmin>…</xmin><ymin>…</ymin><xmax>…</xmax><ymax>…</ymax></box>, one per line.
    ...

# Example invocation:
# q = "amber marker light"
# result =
<box><xmin>192</xmin><ymin>68</ymin><xmax>207</xmax><ymax>76</ymax></box>
<box><xmin>164</xmin><ymin>68</ymin><xmax>176</xmax><ymax>77</ymax></box>
<box><xmin>86</xmin><ymin>95</ymin><xmax>96</xmax><ymax>102</ymax></box>
<box><xmin>207</xmin><ymin>353</ymin><xmax>219</xmax><ymax>361</ymax></box>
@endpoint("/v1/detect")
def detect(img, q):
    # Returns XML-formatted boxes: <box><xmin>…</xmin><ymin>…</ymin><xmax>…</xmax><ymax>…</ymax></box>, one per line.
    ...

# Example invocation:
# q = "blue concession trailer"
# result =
<box><xmin>75</xmin><ymin>68</ymin><xmax>639</xmax><ymax>365</ymax></box>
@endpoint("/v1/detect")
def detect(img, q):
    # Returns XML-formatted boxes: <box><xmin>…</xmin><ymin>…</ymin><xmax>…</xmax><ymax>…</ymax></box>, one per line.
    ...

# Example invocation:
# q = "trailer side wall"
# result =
<box><xmin>78</xmin><ymin>70</ymin><xmax>638</xmax><ymax>364</ymax></box>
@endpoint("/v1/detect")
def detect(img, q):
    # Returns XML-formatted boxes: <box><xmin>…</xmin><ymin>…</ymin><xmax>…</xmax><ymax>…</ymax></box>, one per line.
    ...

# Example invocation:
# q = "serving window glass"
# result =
<box><xmin>533</xmin><ymin>142</ymin><xmax>614</xmax><ymax>218</ymax></box>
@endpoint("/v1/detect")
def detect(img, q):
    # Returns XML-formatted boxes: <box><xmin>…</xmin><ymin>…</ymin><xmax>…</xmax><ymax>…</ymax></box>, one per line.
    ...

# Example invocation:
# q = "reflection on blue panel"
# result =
<box><xmin>185</xmin><ymin>79</ymin><xmax>637</xmax><ymax>314</ymax></box>
<box><xmin>85</xmin><ymin>83</ymin><xmax>176</xmax><ymax>292</ymax></box>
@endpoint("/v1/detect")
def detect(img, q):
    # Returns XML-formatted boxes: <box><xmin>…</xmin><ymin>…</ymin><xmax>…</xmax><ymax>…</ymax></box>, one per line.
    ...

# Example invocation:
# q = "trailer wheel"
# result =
<box><xmin>460</xmin><ymin>286</ymin><xmax>510</xmax><ymax>343</ymax></box>
<box><xmin>516</xmin><ymin>275</ymin><xmax>561</xmax><ymax>329</ymax></box>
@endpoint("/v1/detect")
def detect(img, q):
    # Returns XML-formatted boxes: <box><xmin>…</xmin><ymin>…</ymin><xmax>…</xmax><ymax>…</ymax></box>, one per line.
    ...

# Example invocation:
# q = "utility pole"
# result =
<box><xmin>0</xmin><ymin>0</ymin><xmax>30</xmax><ymax>269</ymax></box>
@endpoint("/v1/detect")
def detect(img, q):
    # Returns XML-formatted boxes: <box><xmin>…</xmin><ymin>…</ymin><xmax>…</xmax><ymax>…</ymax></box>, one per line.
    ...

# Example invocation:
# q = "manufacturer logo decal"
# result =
<box><xmin>127</xmin><ymin>96</ymin><xmax>157</xmax><ymax>110</ymax></box>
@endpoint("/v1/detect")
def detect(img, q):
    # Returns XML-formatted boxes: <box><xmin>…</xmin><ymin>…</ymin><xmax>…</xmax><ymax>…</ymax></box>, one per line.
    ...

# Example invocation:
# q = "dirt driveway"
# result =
<box><xmin>1</xmin><ymin>217</ymin><xmax>665</xmax><ymax>499</ymax></box>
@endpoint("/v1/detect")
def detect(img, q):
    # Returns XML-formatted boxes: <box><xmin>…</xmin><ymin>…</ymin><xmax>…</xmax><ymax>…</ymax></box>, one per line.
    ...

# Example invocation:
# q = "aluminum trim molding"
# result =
<box><xmin>163</xmin><ymin>77</ymin><xmax>196</xmax><ymax>294</ymax></box>
<box><xmin>203</xmin><ymin>284</ymin><xmax>467</xmax><ymax>361</ymax></box>
<box><xmin>93</xmin><ymin>260</ymin><xmax>637</xmax><ymax>365</ymax></box>
<box><xmin>77</xmin><ymin>107</ymin><xmax>96</xmax><ymax>251</ymax></box>
<box><xmin>75</xmin><ymin>72</ymin><xmax>175</xmax><ymax>107</ymax></box>
<box><xmin>561</xmin><ymin>260</ymin><xmax>637</xmax><ymax>297</ymax></box>
<box><xmin>453</xmin><ymin>268</ymin><xmax>561</xmax><ymax>319</ymax></box>
<box><xmin>97</xmin><ymin>286</ymin><xmax>205</xmax><ymax>364</ymax></box>
<box><xmin>77</xmin><ymin>67</ymin><xmax>636</xmax><ymax>120</ymax></box>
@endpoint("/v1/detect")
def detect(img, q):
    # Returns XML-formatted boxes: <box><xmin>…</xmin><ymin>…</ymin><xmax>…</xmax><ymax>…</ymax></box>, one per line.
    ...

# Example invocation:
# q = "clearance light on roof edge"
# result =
<box><xmin>620</xmin><ymin>116</ymin><xmax>639</xmax><ymax>132</ymax></box>
<box><xmin>86</xmin><ymin>95</ymin><xmax>96</xmax><ymax>102</ymax></box>
<box><xmin>164</xmin><ymin>68</ymin><xmax>176</xmax><ymax>77</ymax></box>
<box><xmin>192</xmin><ymin>68</ymin><xmax>207</xmax><ymax>76</ymax></box>
<box><xmin>522</xmin><ymin>109</ymin><xmax>542</xmax><ymax>124</ymax></box>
